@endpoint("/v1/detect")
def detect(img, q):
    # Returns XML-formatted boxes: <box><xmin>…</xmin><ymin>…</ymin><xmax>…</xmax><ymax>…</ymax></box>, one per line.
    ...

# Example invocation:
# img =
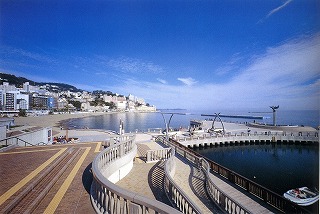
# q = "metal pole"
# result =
<box><xmin>161</xmin><ymin>112</ymin><xmax>186</xmax><ymax>141</ymax></box>
<box><xmin>161</xmin><ymin>113</ymin><xmax>170</xmax><ymax>141</ymax></box>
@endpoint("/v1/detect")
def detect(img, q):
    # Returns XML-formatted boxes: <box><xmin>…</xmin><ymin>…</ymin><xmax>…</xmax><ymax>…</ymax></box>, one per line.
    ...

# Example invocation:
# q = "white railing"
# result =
<box><xmin>163</xmin><ymin>147</ymin><xmax>202</xmax><ymax>214</ymax></box>
<box><xmin>177</xmin><ymin>131</ymin><xmax>318</xmax><ymax>147</ymax></box>
<box><xmin>157</xmin><ymin>136</ymin><xmax>255</xmax><ymax>214</ymax></box>
<box><xmin>146</xmin><ymin>148</ymin><xmax>172</xmax><ymax>163</ymax></box>
<box><xmin>91</xmin><ymin>134</ymin><xmax>181</xmax><ymax>214</ymax></box>
<box><xmin>200</xmin><ymin>158</ymin><xmax>250</xmax><ymax>214</ymax></box>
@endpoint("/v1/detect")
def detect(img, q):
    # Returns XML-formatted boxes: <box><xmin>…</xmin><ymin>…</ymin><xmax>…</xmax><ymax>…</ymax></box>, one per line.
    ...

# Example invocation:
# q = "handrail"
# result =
<box><xmin>169</xmin><ymin>138</ymin><xmax>253</xmax><ymax>213</ymax></box>
<box><xmin>146</xmin><ymin>148</ymin><xmax>171</xmax><ymax>163</ymax></box>
<box><xmin>0</xmin><ymin>128</ymin><xmax>51</xmax><ymax>147</ymax></box>
<box><xmin>162</xmin><ymin>142</ymin><xmax>202</xmax><ymax>214</ymax></box>
<box><xmin>168</xmin><ymin>138</ymin><xmax>311</xmax><ymax>214</ymax></box>
<box><xmin>176</xmin><ymin>131</ymin><xmax>319</xmax><ymax>143</ymax></box>
<box><xmin>199</xmin><ymin>158</ymin><xmax>251</xmax><ymax>214</ymax></box>
<box><xmin>91</xmin><ymin>134</ymin><xmax>181</xmax><ymax>214</ymax></box>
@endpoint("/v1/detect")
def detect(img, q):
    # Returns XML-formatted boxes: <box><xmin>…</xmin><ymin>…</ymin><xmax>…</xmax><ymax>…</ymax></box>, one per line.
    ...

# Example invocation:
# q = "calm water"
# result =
<box><xmin>62</xmin><ymin>109</ymin><xmax>319</xmax><ymax>132</ymax></box>
<box><xmin>194</xmin><ymin>144</ymin><xmax>319</xmax><ymax>194</ymax></box>
<box><xmin>194</xmin><ymin>144</ymin><xmax>319</xmax><ymax>212</ymax></box>
<box><xmin>62</xmin><ymin>110</ymin><xmax>319</xmax><ymax>211</ymax></box>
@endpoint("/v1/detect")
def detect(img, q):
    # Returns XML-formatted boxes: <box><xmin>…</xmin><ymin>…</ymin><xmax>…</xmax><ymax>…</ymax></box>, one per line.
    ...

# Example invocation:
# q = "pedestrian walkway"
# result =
<box><xmin>0</xmin><ymin>142</ymin><xmax>101</xmax><ymax>214</ymax></box>
<box><xmin>208</xmin><ymin>173</ymin><xmax>273</xmax><ymax>214</ymax></box>
<box><xmin>116</xmin><ymin>137</ymin><xmax>171</xmax><ymax>206</ymax></box>
<box><xmin>0</xmin><ymin>131</ymin><xmax>280</xmax><ymax>214</ymax></box>
<box><xmin>173</xmin><ymin>155</ymin><xmax>217</xmax><ymax>213</ymax></box>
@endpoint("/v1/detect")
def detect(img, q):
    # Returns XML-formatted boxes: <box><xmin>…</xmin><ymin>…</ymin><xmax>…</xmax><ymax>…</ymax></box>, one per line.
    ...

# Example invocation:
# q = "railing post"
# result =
<box><xmin>119</xmin><ymin>143</ymin><xmax>124</xmax><ymax>157</ymax></box>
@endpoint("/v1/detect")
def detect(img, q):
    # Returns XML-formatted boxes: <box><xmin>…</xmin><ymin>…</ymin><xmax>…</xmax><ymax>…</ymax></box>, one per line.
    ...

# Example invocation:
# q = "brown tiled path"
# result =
<box><xmin>0</xmin><ymin>142</ymin><xmax>103</xmax><ymax>214</ymax></box>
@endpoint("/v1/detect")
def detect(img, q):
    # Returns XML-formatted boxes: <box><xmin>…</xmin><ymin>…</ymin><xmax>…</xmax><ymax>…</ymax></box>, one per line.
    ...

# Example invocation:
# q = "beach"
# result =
<box><xmin>12</xmin><ymin>112</ymin><xmax>108</xmax><ymax>137</ymax></box>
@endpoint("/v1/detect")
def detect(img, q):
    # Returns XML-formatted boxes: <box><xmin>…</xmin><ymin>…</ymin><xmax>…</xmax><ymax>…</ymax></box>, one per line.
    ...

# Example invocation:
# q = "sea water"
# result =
<box><xmin>62</xmin><ymin>109</ymin><xmax>319</xmax><ymax>131</ymax></box>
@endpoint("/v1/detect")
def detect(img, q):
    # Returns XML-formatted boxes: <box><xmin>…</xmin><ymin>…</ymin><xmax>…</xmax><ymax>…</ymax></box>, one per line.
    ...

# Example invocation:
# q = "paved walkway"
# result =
<box><xmin>116</xmin><ymin>136</ymin><xmax>171</xmax><ymax>206</ymax></box>
<box><xmin>0</xmin><ymin>130</ymin><xmax>282</xmax><ymax>214</ymax></box>
<box><xmin>173</xmin><ymin>155</ymin><xmax>218</xmax><ymax>213</ymax></box>
<box><xmin>0</xmin><ymin>131</ymin><xmax>105</xmax><ymax>214</ymax></box>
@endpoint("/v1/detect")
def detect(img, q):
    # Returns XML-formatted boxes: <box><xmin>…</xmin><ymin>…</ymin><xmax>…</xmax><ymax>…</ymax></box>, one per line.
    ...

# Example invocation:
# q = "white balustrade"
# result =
<box><xmin>91</xmin><ymin>134</ymin><xmax>181</xmax><ymax>214</ymax></box>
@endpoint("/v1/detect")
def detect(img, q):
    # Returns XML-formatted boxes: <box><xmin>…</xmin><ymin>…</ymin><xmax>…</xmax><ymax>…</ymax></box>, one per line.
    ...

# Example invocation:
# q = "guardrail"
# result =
<box><xmin>0</xmin><ymin>136</ymin><xmax>45</xmax><ymax>147</ymax></box>
<box><xmin>165</xmin><ymin>137</ymin><xmax>311</xmax><ymax>214</ymax></box>
<box><xmin>91</xmin><ymin>134</ymin><xmax>181</xmax><ymax>214</ymax></box>
<box><xmin>163</xmin><ymin>142</ymin><xmax>202</xmax><ymax>214</ymax></box>
<box><xmin>146</xmin><ymin>148</ymin><xmax>172</xmax><ymax>163</ymax></box>
<box><xmin>158</xmin><ymin>136</ymin><xmax>248</xmax><ymax>214</ymax></box>
<box><xmin>200</xmin><ymin>158</ymin><xmax>250</xmax><ymax>214</ymax></box>
<box><xmin>176</xmin><ymin>131</ymin><xmax>318</xmax><ymax>147</ymax></box>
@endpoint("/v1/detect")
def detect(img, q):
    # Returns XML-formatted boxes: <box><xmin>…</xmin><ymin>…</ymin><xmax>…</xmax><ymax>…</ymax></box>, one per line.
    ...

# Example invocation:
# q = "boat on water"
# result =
<box><xmin>283</xmin><ymin>187</ymin><xmax>319</xmax><ymax>206</ymax></box>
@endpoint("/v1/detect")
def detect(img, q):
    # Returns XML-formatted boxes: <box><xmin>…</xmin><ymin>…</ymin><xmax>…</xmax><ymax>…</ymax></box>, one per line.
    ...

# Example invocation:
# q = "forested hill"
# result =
<box><xmin>0</xmin><ymin>72</ymin><xmax>82</xmax><ymax>92</ymax></box>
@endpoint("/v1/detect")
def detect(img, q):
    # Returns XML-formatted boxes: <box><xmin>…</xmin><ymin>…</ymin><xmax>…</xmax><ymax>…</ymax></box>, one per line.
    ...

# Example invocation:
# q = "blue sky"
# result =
<box><xmin>0</xmin><ymin>0</ymin><xmax>319</xmax><ymax>111</ymax></box>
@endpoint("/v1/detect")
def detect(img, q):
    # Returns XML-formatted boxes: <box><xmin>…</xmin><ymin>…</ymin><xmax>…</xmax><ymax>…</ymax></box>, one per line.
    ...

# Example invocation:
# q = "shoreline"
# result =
<box><xmin>12</xmin><ymin>112</ymin><xmax>110</xmax><ymax>136</ymax></box>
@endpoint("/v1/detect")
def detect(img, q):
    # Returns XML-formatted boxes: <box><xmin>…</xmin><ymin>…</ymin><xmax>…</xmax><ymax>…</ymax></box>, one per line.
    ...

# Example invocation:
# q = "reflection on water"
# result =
<box><xmin>194</xmin><ymin>143</ymin><xmax>319</xmax><ymax>212</ymax></box>
<box><xmin>62</xmin><ymin>112</ymin><xmax>197</xmax><ymax>132</ymax></box>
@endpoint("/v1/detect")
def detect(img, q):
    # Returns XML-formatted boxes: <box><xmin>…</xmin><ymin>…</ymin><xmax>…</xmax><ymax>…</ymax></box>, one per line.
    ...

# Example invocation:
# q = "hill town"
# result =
<box><xmin>0</xmin><ymin>73</ymin><xmax>156</xmax><ymax>116</ymax></box>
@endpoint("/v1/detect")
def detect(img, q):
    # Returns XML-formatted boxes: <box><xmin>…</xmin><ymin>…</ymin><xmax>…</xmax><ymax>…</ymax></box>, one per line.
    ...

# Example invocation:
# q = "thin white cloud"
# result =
<box><xmin>177</xmin><ymin>77</ymin><xmax>197</xmax><ymax>86</ymax></box>
<box><xmin>157</xmin><ymin>78</ymin><xmax>167</xmax><ymax>84</ymax></box>
<box><xmin>267</xmin><ymin>0</ymin><xmax>293</xmax><ymax>18</ymax></box>
<box><xmin>112</xmin><ymin>33</ymin><xmax>320</xmax><ymax>111</ymax></box>
<box><xmin>1</xmin><ymin>46</ymin><xmax>56</xmax><ymax>63</ymax></box>
<box><xmin>258</xmin><ymin>0</ymin><xmax>293</xmax><ymax>23</ymax></box>
<box><xmin>107</xmin><ymin>57</ymin><xmax>164</xmax><ymax>74</ymax></box>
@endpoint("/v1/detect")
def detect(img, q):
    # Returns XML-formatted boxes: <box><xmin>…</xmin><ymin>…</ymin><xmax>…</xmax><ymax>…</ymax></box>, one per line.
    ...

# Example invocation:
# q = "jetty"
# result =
<box><xmin>201</xmin><ymin>113</ymin><xmax>265</xmax><ymax>119</ymax></box>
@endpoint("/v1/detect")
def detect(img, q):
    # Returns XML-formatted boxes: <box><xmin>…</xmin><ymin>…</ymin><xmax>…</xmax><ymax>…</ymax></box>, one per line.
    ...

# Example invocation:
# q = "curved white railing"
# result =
<box><xmin>199</xmin><ymin>158</ymin><xmax>250</xmax><ymax>214</ymax></box>
<box><xmin>91</xmin><ymin>134</ymin><xmax>181</xmax><ymax>214</ymax></box>
<box><xmin>163</xmin><ymin>146</ymin><xmax>202</xmax><ymax>214</ymax></box>
<box><xmin>146</xmin><ymin>148</ymin><xmax>171</xmax><ymax>163</ymax></box>
<box><xmin>176</xmin><ymin>131</ymin><xmax>318</xmax><ymax>148</ymax></box>
<box><xmin>167</xmin><ymin>137</ymin><xmax>309</xmax><ymax>214</ymax></box>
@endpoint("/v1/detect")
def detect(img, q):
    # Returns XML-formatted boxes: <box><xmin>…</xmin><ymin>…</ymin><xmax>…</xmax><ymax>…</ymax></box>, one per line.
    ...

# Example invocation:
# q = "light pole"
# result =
<box><xmin>270</xmin><ymin>105</ymin><xmax>279</xmax><ymax>126</ymax></box>
<box><xmin>160</xmin><ymin>112</ymin><xmax>186</xmax><ymax>141</ymax></box>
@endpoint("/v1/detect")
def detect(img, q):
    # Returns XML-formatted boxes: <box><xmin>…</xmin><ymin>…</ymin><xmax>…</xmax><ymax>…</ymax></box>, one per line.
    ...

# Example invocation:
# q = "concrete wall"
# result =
<box><xmin>0</xmin><ymin>125</ymin><xmax>6</xmax><ymax>140</ymax></box>
<box><xmin>0</xmin><ymin>127</ymin><xmax>53</xmax><ymax>146</ymax></box>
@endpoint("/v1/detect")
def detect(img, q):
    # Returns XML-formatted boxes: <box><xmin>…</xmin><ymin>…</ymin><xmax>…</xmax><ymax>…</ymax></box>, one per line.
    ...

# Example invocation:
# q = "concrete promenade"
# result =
<box><xmin>0</xmin><ymin>129</ymin><xmax>113</xmax><ymax>214</ymax></box>
<box><xmin>1</xmin><ymin>123</ymin><xmax>317</xmax><ymax>213</ymax></box>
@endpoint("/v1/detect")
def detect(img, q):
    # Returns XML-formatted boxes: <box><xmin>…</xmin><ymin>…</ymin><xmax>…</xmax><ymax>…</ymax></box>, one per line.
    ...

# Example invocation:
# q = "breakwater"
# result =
<box><xmin>201</xmin><ymin>113</ymin><xmax>264</xmax><ymax>119</ymax></box>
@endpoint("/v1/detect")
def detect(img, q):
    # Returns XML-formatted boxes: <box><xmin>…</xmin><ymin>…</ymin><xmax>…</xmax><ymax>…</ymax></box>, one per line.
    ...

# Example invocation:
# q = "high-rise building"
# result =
<box><xmin>5</xmin><ymin>92</ymin><xmax>16</xmax><ymax>110</ymax></box>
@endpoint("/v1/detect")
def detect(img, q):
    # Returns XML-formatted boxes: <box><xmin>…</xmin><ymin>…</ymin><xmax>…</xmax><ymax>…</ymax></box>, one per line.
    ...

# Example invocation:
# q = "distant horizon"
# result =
<box><xmin>0</xmin><ymin>71</ymin><xmax>319</xmax><ymax>111</ymax></box>
<box><xmin>1</xmin><ymin>1</ymin><xmax>319</xmax><ymax>110</ymax></box>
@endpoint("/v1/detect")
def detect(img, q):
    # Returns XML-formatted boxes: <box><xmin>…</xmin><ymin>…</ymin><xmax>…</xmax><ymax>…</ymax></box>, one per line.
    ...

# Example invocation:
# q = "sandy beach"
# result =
<box><xmin>12</xmin><ymin>112</ymin><xmax>108</xmax><ymax>136</ymax></box>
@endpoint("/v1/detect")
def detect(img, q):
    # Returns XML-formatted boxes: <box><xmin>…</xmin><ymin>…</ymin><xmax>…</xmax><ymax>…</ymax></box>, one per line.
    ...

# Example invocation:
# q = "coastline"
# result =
<box><xmin>12</xmin><ymin>112</ymin><xmax>109</xmax><ymax>136</ymax></box>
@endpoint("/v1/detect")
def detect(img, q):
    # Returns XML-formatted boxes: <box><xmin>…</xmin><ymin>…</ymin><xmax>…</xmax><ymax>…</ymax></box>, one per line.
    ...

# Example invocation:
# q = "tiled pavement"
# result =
<box><xmin>0</xmin><ymin>131</ymin><xmax>277</xmax><ymax>214</ymax></box>
<box><xmin>0</xmin><ymin>132</ymin><xmax>170</xmax><ymax>214</ymax></box>
<box><xmin>0</xmin><ymin>142</ymin><xmax>101</xmax><ymax>214</ymax></box>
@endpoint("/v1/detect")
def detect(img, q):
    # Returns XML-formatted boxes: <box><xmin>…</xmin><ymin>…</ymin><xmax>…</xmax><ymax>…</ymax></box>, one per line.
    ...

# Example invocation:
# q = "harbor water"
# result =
<box><xmin>62</xmin><ymin>109</ymin><xmax>319</xmax><ymax>132</ymax></box>
<box><xmin>193</xmin><ymin>143</ymin><xmax>319</xmax><ymax>213</ymax></box>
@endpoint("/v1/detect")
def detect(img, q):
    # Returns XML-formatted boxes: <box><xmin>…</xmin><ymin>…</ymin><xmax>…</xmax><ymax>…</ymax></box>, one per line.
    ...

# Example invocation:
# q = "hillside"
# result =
<box><xmin>0</xmin><ymin>72</ymin><xmax>82</xmax><ymax>92</ymax></box>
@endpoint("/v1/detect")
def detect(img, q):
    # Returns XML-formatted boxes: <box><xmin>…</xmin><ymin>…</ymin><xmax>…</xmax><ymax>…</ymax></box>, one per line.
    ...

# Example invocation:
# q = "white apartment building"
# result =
<box><xmin>16</xmin><ymin>92</ymin><xmax>29</xmax><ymax>110</ymax></box>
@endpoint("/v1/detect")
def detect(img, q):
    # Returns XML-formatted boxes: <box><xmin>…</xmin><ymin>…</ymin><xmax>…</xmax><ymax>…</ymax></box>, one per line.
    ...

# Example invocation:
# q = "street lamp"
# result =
<box><xmin>269</xmin><ymin>105</ymin><xmax>279</xmax><ymax>126</ymax></box>
<box><xmin>160</xmin><ymin>112</ymin><xmax>186</xmax><ymax>141</ymax></box>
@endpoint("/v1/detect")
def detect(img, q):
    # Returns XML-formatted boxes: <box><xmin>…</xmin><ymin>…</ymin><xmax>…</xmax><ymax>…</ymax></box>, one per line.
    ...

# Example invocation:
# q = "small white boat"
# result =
<box><xmin>283</xmin><ymin>187</ymin><xmax>319</xmax><ymax>206</ymax></box>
